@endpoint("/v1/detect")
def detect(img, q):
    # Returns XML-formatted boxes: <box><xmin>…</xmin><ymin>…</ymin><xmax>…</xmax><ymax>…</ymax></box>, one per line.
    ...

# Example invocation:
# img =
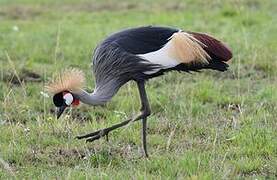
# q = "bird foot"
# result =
<box><xmin>76</xmin><ymin>129</ymin><xmax>109</xmax><ymax>143</ymax></box>
<box><xmin>76</xmin><ymin>118</ymin><xmax>133</xmax><ymax>143</ymax></box>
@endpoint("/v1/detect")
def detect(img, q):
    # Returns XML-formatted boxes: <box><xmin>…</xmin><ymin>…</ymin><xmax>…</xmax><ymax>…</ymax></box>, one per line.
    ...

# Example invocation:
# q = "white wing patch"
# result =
<box><xmin>138</xmin><ymin>41</ymin><xmax>180</xmax><ymax>74</ymax></box>
<box><xmin>138</xmin><ymin>31</ymin><xmax>210</xmax><ymax>75</ymax></box>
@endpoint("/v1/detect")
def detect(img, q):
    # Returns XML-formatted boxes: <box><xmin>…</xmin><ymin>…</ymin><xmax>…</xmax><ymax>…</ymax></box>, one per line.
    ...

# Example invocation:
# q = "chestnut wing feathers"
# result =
<box><xmin>188</xmin><ymin>32</ymin><xmax>233</xmax><ymax>62</ymax></box>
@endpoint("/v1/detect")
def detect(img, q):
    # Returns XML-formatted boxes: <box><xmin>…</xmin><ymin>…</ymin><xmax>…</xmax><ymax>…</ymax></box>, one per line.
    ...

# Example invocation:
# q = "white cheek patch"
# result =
<box><xmin>63</xmin><ymin>93</ymin><xmax>74</xmax><ymax>106</ymax></box>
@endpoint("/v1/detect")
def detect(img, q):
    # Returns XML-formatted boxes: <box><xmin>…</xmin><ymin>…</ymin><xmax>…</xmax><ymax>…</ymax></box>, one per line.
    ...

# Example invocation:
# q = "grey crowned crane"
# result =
<box><xmin>46</xmin><ymin>26</ymin><xmax>232</xmax><ymax>157</ymax></box>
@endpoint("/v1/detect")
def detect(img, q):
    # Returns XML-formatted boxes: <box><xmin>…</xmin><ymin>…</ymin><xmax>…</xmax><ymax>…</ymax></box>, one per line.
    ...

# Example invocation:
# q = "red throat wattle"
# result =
<box><xmin>72</xmin><ymin>99</ymin><xmax>80</xmax><ymax>106</ymax></box>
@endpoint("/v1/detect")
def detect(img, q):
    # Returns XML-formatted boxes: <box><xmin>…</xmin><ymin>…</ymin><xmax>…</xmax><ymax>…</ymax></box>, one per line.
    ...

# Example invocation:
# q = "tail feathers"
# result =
<box><xmin>174</xmin><ymin>60</ymin><xmax>229</xmax><ymax>73</ymax></box>
<box><xmin>203</xmin><ymin>61</ymin><xmax>229</xmax><ymax>71</ymax></box>
<box><xmin>188</xmin><ymin>32</ymin><xmax>233</xmax><ymax>62</ymax></box>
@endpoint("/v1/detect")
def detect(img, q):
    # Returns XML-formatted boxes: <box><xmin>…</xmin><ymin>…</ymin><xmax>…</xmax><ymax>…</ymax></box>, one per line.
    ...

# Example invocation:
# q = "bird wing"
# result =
<box><xmin>101</xmin><ymin>26</ymin><xmax>232</xmax><ymax>75</ymax></box>
<box><xmin>103</xmin><ymin>26</ymin><xmax>179</xmax><ymax>54</ymax></box>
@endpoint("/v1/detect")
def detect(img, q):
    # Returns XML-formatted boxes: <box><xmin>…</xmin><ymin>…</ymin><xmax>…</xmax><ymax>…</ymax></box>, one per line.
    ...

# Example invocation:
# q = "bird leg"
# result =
<box><xmin>76</xmin><ymin>81</ymin><xmax>151</xmax><ymax>157</ymax></box>
<box><xmin>141</xmin><ymin>117</ymin><xmax>148</xmax><ymax>157</ymax></box>
<box><xmin>137</xmin><ymin>80</ymin><xmax>151</xmax><ymax>157</ymax></box>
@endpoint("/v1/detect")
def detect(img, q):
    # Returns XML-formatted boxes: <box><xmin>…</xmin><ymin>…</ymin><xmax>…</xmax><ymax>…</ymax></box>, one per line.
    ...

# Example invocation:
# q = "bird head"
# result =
<box><xmin>53</xmin><ymin>91</ymin><xmax>80</xmax><ymax>119</ymax></box>
<box><xmin>45</xmin><ymin>68</ymin><xmax>85</xmax><ymax>119</ymax></box>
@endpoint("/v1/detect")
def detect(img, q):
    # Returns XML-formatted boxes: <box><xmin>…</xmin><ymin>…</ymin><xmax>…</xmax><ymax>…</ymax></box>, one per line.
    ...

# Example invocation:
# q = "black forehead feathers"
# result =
<box><xmin>53</xmin><ymin>92</ymin><xmax>64</xmax><ymax>107</ymax></box>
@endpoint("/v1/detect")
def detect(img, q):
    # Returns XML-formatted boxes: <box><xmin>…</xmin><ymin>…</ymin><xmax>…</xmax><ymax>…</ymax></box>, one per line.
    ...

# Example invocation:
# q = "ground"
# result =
<box><xmin>0</xmin><ymin>0</ymin><xmax>276</xmax><ymax>179</ymax></box>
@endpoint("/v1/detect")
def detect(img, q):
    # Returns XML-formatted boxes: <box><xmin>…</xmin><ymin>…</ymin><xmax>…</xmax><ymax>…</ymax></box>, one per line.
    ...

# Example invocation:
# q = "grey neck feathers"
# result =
<box><xmin>74</xmin><ymin>89</ymin><xmax>107</xmax><ymax>106</ymax></box>
<box><xmin>73</xmin><ymin>80</ymin><xmax>124</xmax><ymax>106</ymax></box>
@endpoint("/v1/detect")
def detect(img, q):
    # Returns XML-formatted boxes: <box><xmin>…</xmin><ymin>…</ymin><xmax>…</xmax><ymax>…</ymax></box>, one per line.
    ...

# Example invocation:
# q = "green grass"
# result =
<box><xmin>0</xmin><ymin>0</ymin><xmax>276</xmax><ymax>179</ymax></box>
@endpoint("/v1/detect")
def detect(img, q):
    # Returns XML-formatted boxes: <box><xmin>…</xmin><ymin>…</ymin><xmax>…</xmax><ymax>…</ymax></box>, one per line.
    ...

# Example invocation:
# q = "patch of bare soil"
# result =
<box><xmin>164</xmin><ymin>2</ymin><xmax>185</xmax><ymax>11</ymax></box>
<box><xmin>2</xmin><ymin>69</ymin><xmax>42</xmax><ymax>85</ymax></box>
<box><xmin>0</xmin><ymin>5</ymin><xmax>42</xmax><ymax>20</ymax></box>
<box><xmin>61</xmin><ymin>2</ymin><xmax>138</xmax><ymax>12</ymax></box>
<box><xmin>23</xmin><ymin>147</ymin><xmax>88</xmax><ymax>166</ymax></box>
<box><xmin>54</xmin><ymin>148</ymin><xmax>87</xmax><ymax>160</ymax></box>
<box><xmin>219</xmin><ymin>103</ymin><xmax>243</xmax><ymax>114</ymax></box>
<box><xmin>246</xmin><ymin>0</ymin><xmax>261</xmax><ymax>10</ymax></box>
<box><xmin>70</xmin><ymin>108</ymin><xmax>94</xmax><ymax>122</ymax></box>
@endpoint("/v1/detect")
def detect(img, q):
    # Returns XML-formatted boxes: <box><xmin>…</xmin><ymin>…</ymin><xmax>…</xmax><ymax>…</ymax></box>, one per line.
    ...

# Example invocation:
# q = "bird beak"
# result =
<box><xmin>57</xmin><ymin>105</ymin><xmax>66</xmax><ymax>119</ymax></box>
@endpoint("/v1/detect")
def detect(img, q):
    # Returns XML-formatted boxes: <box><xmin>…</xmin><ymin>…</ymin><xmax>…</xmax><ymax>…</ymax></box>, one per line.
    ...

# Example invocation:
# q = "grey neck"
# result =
<box><xmin>73</xmin><ymin>89</ymin><xmax>108</xmax><ymax>106</ymax></box>
<box><xmin>73</xmin><ymin>79</ymin><xmax>125</xmax><ymax>106</ymax></box>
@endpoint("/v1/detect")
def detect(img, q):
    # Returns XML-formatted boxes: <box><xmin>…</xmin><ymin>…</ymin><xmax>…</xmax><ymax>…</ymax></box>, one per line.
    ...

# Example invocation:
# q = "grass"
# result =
<box><xmin>0</xmin><ymin>0</ymin><xmax>276</xmax><ymax>179</ymax></box>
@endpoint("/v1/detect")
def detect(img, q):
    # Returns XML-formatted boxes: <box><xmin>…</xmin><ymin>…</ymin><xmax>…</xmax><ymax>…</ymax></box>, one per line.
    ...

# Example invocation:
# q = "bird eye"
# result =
<box><xmin>63</xmin><ymin>93</ymin><xmax>74</xmax><ymax>106</ymax></box>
